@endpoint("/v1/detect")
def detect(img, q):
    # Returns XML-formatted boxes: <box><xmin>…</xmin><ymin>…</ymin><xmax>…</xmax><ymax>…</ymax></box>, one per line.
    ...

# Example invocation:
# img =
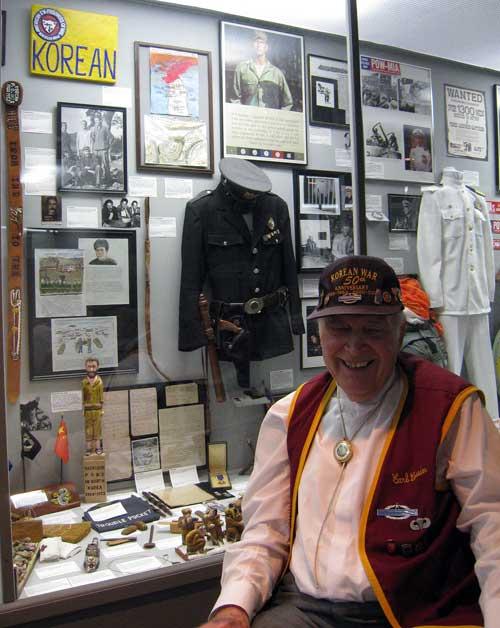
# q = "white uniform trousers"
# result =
<box><xmin>440</xmin><ymin>313</ymin><xmax>499</xmax><ymax>418</ymax></box>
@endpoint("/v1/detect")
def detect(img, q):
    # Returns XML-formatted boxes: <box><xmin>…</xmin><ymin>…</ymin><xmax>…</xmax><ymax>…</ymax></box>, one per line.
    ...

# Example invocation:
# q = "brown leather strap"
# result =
<box><xmin>2</xmin><ymin>81</ymin><xmax>23</xmax><ymax>404</ymax></box>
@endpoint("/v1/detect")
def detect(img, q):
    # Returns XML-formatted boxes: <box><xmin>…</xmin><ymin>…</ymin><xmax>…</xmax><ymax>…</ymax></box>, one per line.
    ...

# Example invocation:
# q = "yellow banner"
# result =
<box><xmin>30</xmin><ymin>5</ymin><xmax>118</xmax><ymax>84</ymax></box>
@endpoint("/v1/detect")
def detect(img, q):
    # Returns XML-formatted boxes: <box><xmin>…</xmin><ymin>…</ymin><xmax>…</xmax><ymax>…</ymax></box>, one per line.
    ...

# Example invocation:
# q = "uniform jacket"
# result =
<box><xmin>417</xmin><ymin>183</ymin><xmax>495</xmax><ymax>314</ymax></box>
<box><xmin>233</xmin><ymin>61</ymin><xmax>293</xmax><ymax>110</ymax></box>
<box><xmin>178</xmin><ymin>183</ymin><xmax>304</xmax><ymax>360</ymax></box>
<box><xmin>286</xmin><ymin>354</ymin><xmax>483</xmax><ymax>628</ymax></box>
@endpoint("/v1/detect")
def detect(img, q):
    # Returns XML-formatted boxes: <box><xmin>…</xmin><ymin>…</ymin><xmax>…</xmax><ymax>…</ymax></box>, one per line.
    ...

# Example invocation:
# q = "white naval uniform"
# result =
<box><xmin>416</xmin><ymin>179</ymin><xmax>498</xmax><ymax>417</ymax></box>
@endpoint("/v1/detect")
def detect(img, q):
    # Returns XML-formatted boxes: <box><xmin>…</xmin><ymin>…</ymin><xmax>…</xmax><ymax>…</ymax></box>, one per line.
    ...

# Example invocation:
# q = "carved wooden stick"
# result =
<box><xmin>144</xmin><ymin>197</ymin><xmax>170</xmax><ymax>381</ymax></box>
<box><xmin>199</xmin><ymin>293</ymin><xmax>226</xmax><ymax>402</ymax></box>
<box><xmin>2</xmin><ymin>81</ymin><xmax>23</xmax><ymax>403</ymax></box>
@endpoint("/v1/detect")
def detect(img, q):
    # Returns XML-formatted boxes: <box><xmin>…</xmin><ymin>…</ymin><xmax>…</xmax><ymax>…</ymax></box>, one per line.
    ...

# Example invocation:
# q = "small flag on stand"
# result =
<box><xmin>54</xmin><ymin>417</ymin><xmax>69</xmax><ymax>464</ymax></box>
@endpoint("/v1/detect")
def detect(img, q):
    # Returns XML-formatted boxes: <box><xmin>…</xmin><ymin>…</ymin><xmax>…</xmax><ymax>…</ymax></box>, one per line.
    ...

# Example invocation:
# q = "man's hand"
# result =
<box><xmin>198</xmin><ymin>605</ymin><xmax>250</xmax><ymax>628</ymax></box>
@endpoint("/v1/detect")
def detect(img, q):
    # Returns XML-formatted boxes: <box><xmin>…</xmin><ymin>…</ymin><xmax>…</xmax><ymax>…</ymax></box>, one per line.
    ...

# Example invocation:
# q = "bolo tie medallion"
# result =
<box><xmin>334</xmin><ymin>439</ymin><xmax>353</xmax><ymax>464</ymax></box>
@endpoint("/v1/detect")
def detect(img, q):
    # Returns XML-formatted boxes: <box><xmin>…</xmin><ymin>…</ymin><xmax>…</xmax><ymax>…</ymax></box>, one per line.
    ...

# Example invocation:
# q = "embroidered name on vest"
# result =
<box><xmin>392</xmin><ymin>466</ymin><xmax>428</xmax><ymax>484</ymax></box>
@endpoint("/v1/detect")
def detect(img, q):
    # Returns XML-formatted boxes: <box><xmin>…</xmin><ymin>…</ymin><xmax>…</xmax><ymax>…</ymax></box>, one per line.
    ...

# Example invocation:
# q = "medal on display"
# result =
<box><xmin>2</xmin><ymin>81</ymin><xmax>23</xmax><ymax>403</ymax></box>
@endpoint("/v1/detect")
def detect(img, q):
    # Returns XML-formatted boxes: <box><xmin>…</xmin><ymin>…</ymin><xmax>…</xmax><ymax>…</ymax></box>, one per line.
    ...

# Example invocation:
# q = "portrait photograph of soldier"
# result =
<box><xmin>388</xmin><ymin>194</ymin><xmax>421</xmax><ymax>232</ymax></box>
<box><xmin>41</xmin><ymin>195</ymin><xmax>62</xmax><ymax>223</ymax></box>
<box><xmin>403</xmin><ymin>124</ymin><xmax>433</xmax><ymax>172</ymax></box>
<box><xmin>57</xmin><ymin>103</ymin><xmax>127</xmax><ymax>194</ymax></box>
<box><xmin>221</xmin><ymin>22</ymin><xmax>306</xmax><ymax>165</ymax></box>
<box><xmin>223</xmin><ymin>23</ymin><xmax>303</xmax><ymax>112</ymax></box>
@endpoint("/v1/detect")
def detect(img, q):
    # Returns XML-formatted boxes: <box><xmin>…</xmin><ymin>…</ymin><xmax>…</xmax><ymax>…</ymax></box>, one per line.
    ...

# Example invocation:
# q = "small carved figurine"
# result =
<box><xmin>203</xmin><ymin>507</ymin><xmax>224</xmax><ymax>546</ymax></box>
<box><xmin>185</xmin><ymin>528</ymin><xmax>206</xmax><ymax>555</ymax></box>
<box><xmin>224</xmin><ymin>500</ymin><xmax>244</xmax><ymax>543</ymax></box>
<box><xmin>82</xmin><ymin>357</ymin><xmax>104</xmax><ymax>455</ymax></box>
<box><xmin>178</xmin><ymin>507</ymin><xmax>195</xmax><ymax>545</ymax></box>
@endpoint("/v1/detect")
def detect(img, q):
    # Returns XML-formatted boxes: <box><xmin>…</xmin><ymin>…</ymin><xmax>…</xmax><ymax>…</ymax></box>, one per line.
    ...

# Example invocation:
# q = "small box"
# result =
<box><xmin>208</xmin><ymin>442</ymin><xmax>231</xmax><ymax>490</ymax></box>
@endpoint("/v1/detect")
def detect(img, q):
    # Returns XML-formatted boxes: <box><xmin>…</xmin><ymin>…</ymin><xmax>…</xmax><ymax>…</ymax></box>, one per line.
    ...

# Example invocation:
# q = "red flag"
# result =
<box><xmin>54</xmin><ymin>418</ymin><xmax>69</xmax><ymax>464</ymax></box>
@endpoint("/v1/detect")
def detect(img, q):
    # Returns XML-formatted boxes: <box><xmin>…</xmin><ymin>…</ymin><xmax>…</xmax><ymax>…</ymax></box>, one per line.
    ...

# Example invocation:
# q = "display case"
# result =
<box><xmin>1</xmin><ymin>0</ymin><xmax>500</xmax><ymax>626</ymax></box>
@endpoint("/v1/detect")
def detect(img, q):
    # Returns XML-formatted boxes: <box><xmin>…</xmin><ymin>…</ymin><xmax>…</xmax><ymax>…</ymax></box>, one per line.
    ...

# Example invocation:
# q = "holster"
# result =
<box><xmin>210</xmin><ymin>302</ymin><xmax>250</xmax><ymax>388</ymax></box>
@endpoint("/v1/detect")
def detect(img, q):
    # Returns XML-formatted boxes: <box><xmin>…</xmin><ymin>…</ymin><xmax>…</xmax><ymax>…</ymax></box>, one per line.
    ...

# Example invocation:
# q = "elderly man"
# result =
<box><xmin>202</xmin><ymin>255</ymin><xmax>500</xmax><ymax>628</ymax></box>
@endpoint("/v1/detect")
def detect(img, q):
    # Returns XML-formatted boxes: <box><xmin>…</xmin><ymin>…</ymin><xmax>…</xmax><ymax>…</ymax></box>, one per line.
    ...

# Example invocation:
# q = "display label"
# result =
<box><xmin>30</xmin><ymin>5</ymin><xmax>118</xmax><ymax>84</ymax></box>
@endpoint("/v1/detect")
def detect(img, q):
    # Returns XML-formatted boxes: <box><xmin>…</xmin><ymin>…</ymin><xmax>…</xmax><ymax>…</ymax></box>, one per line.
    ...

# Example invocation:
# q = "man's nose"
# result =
<box><xmin>345</xmin><ymin>332</ymin><xmax>366</xmax><ymax>351</ymax></box>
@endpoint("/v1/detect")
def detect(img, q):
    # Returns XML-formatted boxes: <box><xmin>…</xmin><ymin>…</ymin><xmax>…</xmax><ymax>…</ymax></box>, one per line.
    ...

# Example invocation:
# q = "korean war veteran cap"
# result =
<box><xmin>308</xmin><ymin>255</ymin><xmax>403</xmax><ymax>320</ymax></box>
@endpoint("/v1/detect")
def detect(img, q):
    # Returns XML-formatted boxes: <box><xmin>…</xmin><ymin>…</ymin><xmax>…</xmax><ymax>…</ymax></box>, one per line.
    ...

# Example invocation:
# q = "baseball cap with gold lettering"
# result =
<box><xmin>308</xmin><ymin>255</ymin><xmax>403</xmax><ymax>319</ymax></box>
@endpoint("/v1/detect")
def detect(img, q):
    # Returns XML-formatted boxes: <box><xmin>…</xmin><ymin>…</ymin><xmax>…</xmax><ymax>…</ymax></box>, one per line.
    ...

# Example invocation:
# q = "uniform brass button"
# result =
<box><xmin>252</xmin><ymin>247</ymin><xmax>258</xmax><ymax>254</ymax></box>
<box><xmin>253</xmin><ymin>268</ymin><xmax>260</xmax><ymax>274</ymax></box>
<box><xmin>468</xmin><ymin>226</ymin><xmax>473</xmax><ymax>231</ymax></box>
<box><xmin>254</xmin><ymin>287</ymin><xmax>260</xmax><ymax>293</ymax></box>
<box><xmin>223</xmin><ymin>241</ymin><xmax>228</xmax><ymax>246</ymax></box>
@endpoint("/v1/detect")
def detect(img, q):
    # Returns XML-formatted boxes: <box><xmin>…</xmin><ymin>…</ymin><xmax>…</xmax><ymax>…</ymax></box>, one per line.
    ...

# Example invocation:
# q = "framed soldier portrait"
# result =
<box><xmin>388</xmin><ymin>194</ymin><xmax>421</xmax><ymax>232</ymax></box>
<box><xmin>134</xmin><ymin>41</ymin><xmax>214</xmax><ymax>175</ymax></box>
<box><xmin>56</xmin><ymin>102</ymin><xmax>127</xmax><ymax>194</ymax></box>
<box><xmin>221</xmin><ymin>21</ymin><xmax>306</xmax><ymax>165</ymax></box>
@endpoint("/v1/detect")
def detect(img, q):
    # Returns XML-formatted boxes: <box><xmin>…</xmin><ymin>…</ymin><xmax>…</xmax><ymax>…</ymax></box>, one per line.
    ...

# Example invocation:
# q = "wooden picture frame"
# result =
<box><xmin>134</xmin><ymin>41</ymin><xmax>214</xmax><ymax>175</ymax></box>
<box><xmin>308</xmin><ymin>54</ymin><xmax>349</xmax><ymax>127</ymax></box>
<box><xmin>57</xmin><ymin>102</ymin><xmax>127</xmax><ymax>194</ymax></box>
<box><xmin>301</xmin><ymin>299</ymin><xmax>324</xmax><ymax>369</ymax></box>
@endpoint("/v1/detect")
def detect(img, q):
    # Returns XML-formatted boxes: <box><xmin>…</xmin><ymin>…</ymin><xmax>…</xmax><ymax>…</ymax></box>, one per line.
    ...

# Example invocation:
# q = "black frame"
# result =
<box><xmin>134</xmin><ymin>41</ymin><xmax>214</xmax><ymax>175</ymax></box>
<box><xmin>387</xmin><ymin>194</ymin><xmax>421</xmax><ymax>232</ymax></box>
<box><xmin>293</xmin><ymin>169</ymin><xmax>353</xmax><ymax>273</ymax></box>
<box><xmin>308</xmin><ymin>54</ymin><xmax>349</xmax><ymax>128</ymax></box>
<box><xmin>300</xmin><ymin>298</ymin><xmax>324</xmax><ymax>369</ymax></box>
<box><xmin>56</xmin><ymin>102</ymin><xmax>127</xmax><ymax>194</ymax></box>
<box><xmin>26</xmin><ymin>228</ymin><xmax>138</xmax><ymax>380</ymax></box>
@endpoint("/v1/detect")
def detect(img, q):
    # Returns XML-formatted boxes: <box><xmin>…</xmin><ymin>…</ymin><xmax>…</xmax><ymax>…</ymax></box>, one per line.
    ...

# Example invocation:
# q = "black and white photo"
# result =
<box><xmin>388</xmin><ymin>194</ymin><xmax>421</xmax><ymax>232</ymax></box>
<box><xmin>41</xmin><ymin>195</ymin><xmax>62</xmax><ymax>223</ymax></box>
<box><xmin>308</xmin><ymin>55</ymin><xmax>349</xmax><ymax>127</ymax></box>
<box><xmin>102</xmin><ymin>197</ymin><xmax>141</xmax><ymax>228</ymax></box>
<box><xmin>57</xmin><ymin>102</ymin><xmax>127</xmax><ymax>194</ymax></box>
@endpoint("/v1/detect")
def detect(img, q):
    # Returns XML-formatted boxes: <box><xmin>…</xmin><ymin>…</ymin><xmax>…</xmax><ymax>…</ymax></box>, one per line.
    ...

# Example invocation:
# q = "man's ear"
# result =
<box><xmin>398</xmin><ymin>318</ymin><xmax>407</xmax><ymax>347</ymax></box>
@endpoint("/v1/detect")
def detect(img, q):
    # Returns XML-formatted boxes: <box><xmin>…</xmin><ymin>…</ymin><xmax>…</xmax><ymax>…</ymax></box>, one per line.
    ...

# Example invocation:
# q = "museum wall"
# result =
<box><xmin>1</xmin><ymin>0</ymin><xmax>500</xmax><ymax>503</ymax></box>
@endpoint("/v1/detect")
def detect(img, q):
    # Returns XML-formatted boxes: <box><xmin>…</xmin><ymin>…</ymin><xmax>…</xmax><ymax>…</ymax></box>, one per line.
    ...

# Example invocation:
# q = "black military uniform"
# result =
<box><xmin>178</xmin><ymin>164</ymin><xmax>304</xmax><ymax>387</ymax></box>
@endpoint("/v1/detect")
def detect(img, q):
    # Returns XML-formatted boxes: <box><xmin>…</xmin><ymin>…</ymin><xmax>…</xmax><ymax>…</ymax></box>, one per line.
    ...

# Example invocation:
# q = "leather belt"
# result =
<box><xmin>243</xmin><ymin>287</ymin><xmax>289</xmax><ymax>315</ymax></box>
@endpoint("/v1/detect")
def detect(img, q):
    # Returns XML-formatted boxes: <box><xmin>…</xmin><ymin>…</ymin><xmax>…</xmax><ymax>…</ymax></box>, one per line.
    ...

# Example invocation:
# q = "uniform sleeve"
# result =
<box><xmin>233</xmin><ymin>64</ymin><xmax>242</xmax><ymax>103</ymax></box>
<box><xmin>416</xmin><ymin>191</ymin><xmax>444</xmax><ymax>308</ymax></box>
<box><xmin>439</xmin><ymin>394</ymin><xmax>500</xmax><ymax>628</ymax></box>
<box><xmin>212</xmin><ymin>394</ymin><xmax>293</xmax><ymax>619</ymax></box>
<box><xmin>279</xmin><ymin>200</ymin><xmax>305</xmax><ymax>335</ymax></box>
<box><xmin>178</xmin><ymin>200</ymin><xmax>208</xmax><ymax>351</ymax></box>
<box><xmin>479</xmin><ymin>197</ymin><xmax>496</xmax><ymax>302</ymax></box>
<box><xmin>280</xmin><ymin>71</ymin><xmax>293</xmax><ymax>111</ymax></box>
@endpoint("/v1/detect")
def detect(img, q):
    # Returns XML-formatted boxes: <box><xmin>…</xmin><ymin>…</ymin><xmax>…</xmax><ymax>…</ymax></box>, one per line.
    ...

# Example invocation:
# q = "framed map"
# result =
<box><xmin>134</xmin><ymin>41</ymin><xmax>214</xmax><ymax>175</ymax></box>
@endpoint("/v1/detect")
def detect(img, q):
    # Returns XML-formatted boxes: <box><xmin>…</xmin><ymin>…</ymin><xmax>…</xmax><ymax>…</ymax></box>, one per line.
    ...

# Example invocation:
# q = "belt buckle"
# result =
<box><xmin>244</xmin><ymin>297</ymin><xmax>263</xmax><ymax>315</ymax></box>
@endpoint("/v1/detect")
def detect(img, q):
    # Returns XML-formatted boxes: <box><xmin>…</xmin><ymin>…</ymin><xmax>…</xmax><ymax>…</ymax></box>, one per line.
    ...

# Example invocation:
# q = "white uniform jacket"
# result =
<box><xmin>416</xmin><ymin>184</ymin><xmax>495</xmax><ymax>314</ymax></box>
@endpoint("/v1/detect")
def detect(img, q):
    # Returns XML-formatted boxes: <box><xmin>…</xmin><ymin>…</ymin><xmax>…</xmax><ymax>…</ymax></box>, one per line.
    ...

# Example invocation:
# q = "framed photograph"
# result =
<box><xmin>26</xmin><ymin>228</ymin><xmax>138</xmax><ymax>380</ymax></box>
<box><xmin>134</xmin><ymin>41</ymin><xmax>214</xmax><ymax>175</ymax></box>
<box><xmin>221</xmin><ymin>22</ymin><xmax>306</xmax><ymax>164</ymax></box>
<box><xmin>388</xmin><ymin>194</ymin><xmax>421</xmax><ymax>232</ymax></box>
<box><xmin>301</xmin><ymin>299</ymin><xmax>324</xmax><ymax>369</ymax></box>
<box><xmin>308</xmin><ymin>55</ymin><xmax>349</xmax><ymax>127</ymax></box>
<box><xmin>56</xmin><ymin>102</ymin><xmax>127</xmax><ymax>194</ymax></box>
<box><xmin>445</xmin><ymin>84</ymin><xmax>487</xmax><ymax>160</ymax></box>
<box><xmin>294</xmin><ymin>169</ymin><xmax>353</xmax><ymax>273</ymax></box>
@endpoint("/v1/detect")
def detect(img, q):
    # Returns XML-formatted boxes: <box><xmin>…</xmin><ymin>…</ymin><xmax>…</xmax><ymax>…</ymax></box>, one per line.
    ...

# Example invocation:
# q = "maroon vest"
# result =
<box><xmin>286</xmin><ymin>354</ymin><xmax>484</xmax><ymax>628</ymax></box>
